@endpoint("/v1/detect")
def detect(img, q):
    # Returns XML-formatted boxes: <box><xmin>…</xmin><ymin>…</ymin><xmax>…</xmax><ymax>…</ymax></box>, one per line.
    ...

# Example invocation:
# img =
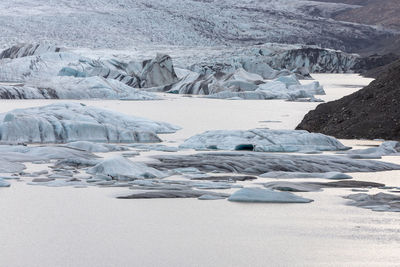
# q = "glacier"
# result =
<box><xmin>0</xmin><ymin>0</ymin><xmax>390</xmax><ymax>51</ymax></box>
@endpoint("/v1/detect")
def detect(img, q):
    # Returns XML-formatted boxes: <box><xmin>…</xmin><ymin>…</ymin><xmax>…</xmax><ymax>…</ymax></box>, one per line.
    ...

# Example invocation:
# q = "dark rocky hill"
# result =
<box><xmin>296</xmin><ymin>59</ymin><xmax>400</xmax><ymax>140</ymax></box>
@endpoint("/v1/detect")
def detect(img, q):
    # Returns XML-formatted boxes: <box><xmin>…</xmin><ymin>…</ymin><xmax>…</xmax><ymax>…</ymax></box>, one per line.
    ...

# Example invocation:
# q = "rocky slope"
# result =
<box><xmin>363</xmin><ymin>58</ymin><xmax>400</xmax><ymax>78</ymax></box>
<box><xmin>296</xmin><ymin>59</ymin><xmax>400</xmax><ymax>140</ymax></box>
<box><xmin>314</xmin><ymin>0</ymin><xmax>400</xmax><ymax>30</ymax></box>
<box><xmin>313</xmin><ymin>0</ymin><xmax>400</xmax><ymax>56</ymax></box>
<box><xmin>333</xmin><ymin>0</ymin><xmax>400</xmax><ymax>30</ymax></box>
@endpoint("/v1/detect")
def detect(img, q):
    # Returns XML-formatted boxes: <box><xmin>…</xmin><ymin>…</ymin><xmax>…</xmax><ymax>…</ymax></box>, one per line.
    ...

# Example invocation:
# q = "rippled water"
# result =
<box><xmin>1</xmin><ymin>74</ymin><xmax>399</xmax><ymax>267</ymax></box>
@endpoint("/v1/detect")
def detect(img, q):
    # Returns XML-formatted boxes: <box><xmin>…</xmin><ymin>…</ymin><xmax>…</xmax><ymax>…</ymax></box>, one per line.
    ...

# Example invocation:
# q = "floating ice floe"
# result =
<box><xmin>128</xmin><ymin>143</ymin><xmax>179</xmax><ymax>152</ymax></box>
<box><xmin>0</xmin><ymin>102</ymin><xmax>180</xmax><ymax>143</ymax></box>
<box><xmin>117</xmin><ymin>189</ymin><xmax>229</xmax><ymax>199</ymax></box>
<box><xmin>0</xmin><ymin>145</ymin><xmax>96</xmax><ymax>162</ymax></box>
<box><xmin>343</xmin><ymin>141</ymin><xmax>400</xmax><ymax>159</ymax></box>
<box><xmin>262</xmin><ymin>182</ymin><xmax>322</xmax><ymax>192</ymax></box>
<box><xmin>28</xmin><ymin>179</ymin><xmax>87</xmax><ymax>187</ymax></box>
<box><xmin>0</xmin><ymin>178</ymin><xmax>11</xmax><ymax>187</ymax></box>
<box><xmin>259</xmin><ymin>171</ymin><xmax>352</xmax><ymax>180</ymax></box>
<box><xmin>189</xmin><ymin>175</ymin><xmax>257</xmax><ymax>182</ymax></box>
<box><xmin>262</xmin><ymin>180</ymin><xmax>384</xmax><ymax>192</ymax></box>
<box><xmin>0</xmin><ymin>159</ymin><xmax>26</xmax><ymax>173</ymax></box>
<box><xmin>228</xmin><ymin>187</ymin><xmax>313</xmax><ymax>203</ymax></box>
<box><xmin>180</xmin><ymin>129</ymin><xmax>349</xmax><ymax>152</ymax></box>
<box><xmin>87</xmin><ymin>156</ymin><xmax>167</xmax><ymax>180</ymax></box>
<box><xmin>344</xmin><ymin>193</ymin><xmax>400</xmax><ymax>212</ymax></box>
<box><xmin>150</xmin><ymin>153</ymin><xmax>400</xmax><ymax>175</ymax></box>
<box><xmin>65</xmin><ymin>141</ymin><xmax>129</xmax><ymax>153</ymax></box>
<box><xmin>0</xmin><ymin>145</ymin><xmax>99</xmax><ymax>173</ymax></box>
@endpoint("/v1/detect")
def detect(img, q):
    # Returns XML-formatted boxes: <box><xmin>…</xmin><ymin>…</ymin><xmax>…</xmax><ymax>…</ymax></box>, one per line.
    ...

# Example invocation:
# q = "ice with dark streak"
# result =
<box><xmin>149</xmin><ymin>152</ymin><xmax>400</xmax><ymax>175</ymax></box>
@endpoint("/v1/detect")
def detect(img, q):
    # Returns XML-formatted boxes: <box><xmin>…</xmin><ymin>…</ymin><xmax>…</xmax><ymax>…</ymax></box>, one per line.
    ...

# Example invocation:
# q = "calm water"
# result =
<box><xmin>1</xmin><ymin>74</ymin><xmax>399</xmax><ymax>267</ymax></box>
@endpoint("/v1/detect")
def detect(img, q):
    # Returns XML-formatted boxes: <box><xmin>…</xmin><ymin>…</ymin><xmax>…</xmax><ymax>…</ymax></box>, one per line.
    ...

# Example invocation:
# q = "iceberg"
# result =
<box><xmin>0</xmin><ymin>103</ymin><xmax>180</xmax><ymax>143</ymax></box>
<box><xmin>0</xmin><ymin>76</ymin><xmax>161</xmax><ymax>100</ymax></box>
<box><xmin>0</xmin><ymin>48</ymin><xmax>178</xmax><ymax>90</ymax></box>
<box><xmin>163</xmin><ymin>69</ymin><xmax>324</xmax><ymax>101</ymax></box>
<box><xmin>180</xmin><ymin>129</ymin><xmax>349</xmax><ymax>152</ymax></box>
<box><xmin>140</xmin><ymin>54</ymin><xmax>179</xmax><ymax>88</ymax></box>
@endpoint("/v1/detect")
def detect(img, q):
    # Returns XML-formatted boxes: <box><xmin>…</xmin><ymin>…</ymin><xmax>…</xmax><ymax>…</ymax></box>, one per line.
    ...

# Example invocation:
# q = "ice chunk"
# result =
<box><xmin>228</xmin><ymin>187</ymin><xmax>313</xmax><ymax>203</ymax></box>
<box><xmin>87</xmin><ymin>156</ymin><xmax>167</xmax><ymax>180</ymax></box>
<box><xmin>0</xmin><ymin>178</ymin><xmax>11</xmax><ymax>187</ymax></box>
<box><xmin>140</xmin><ymin>54</ymin><xmax>179</xmax><ymax>88</ymax></box>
